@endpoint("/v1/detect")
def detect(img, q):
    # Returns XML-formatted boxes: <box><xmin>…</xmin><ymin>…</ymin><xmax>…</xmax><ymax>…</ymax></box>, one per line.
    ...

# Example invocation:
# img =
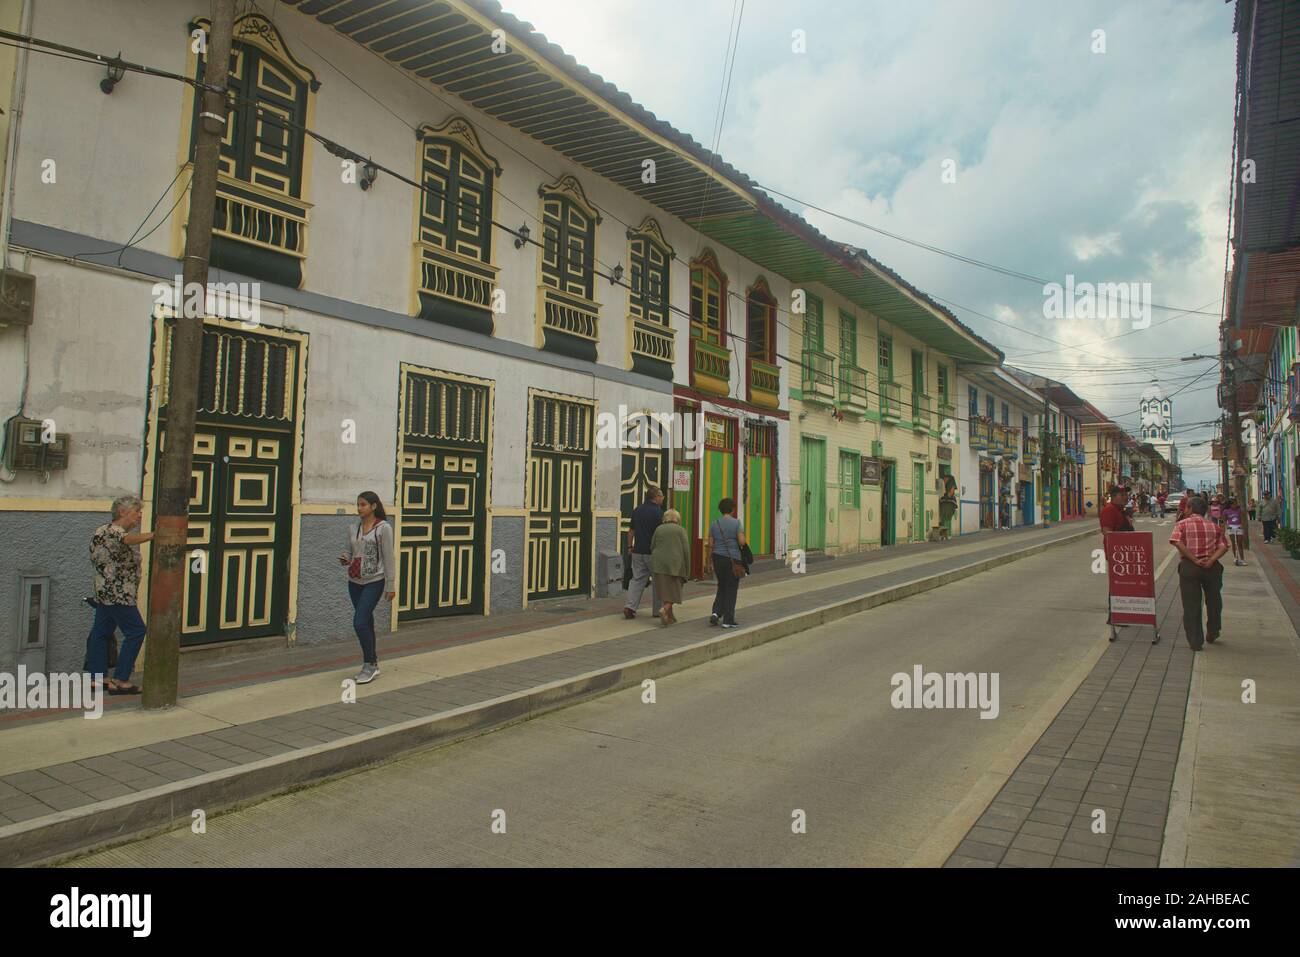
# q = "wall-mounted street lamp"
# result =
<box><xmin>513</xmin><ymin>223</ymin><xmax>530</xmax><ymax>249</ymax></box>
<box><xmin>359</xmin><ymin>162</ymin><xmax>378</xmax><ymax>191</ymax></box>
<box><xmin>100</xmin><ymin>54</ymin><xmax>126</xmax><ymax>94</ymax></box>
<box><xmin>610</xmin><ymin>263</ymin><xmax>624</xmax><ymax>284</ymax></box>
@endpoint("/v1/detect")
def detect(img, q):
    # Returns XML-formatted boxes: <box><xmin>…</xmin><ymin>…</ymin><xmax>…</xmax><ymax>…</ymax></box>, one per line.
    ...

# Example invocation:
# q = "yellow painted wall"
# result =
<box><xmin>788</xmin><ymin>282</ymin><xmax>954</xmax><ymax>554</ymax></box>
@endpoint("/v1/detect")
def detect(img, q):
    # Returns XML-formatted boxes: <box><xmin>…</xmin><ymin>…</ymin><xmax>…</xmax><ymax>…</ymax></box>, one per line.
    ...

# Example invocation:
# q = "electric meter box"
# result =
<box><xmin>3</xmin><ymin>416</ymin><xmax>69</xmax><ymax>472</ymax></box>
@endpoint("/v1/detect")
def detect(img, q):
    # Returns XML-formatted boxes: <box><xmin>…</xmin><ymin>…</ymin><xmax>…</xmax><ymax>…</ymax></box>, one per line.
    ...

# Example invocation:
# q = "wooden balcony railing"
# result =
<box><xmin>911</xmin><ymin>392</ymin><xmax>933</xmax><ymax>432</ymax></box>
<box><xmin>747</xmin><ymin>356</ymin><xmax>781</xmax><ymax>410</ymax></box>
<box><xmin>969</xmin><ymin>415</ymin><xmax>992</xmax><ymax>449</ymax></box>
<box><xmin>880</xmin><ymin>380</ymin><xmax>903</xmax><ymax>421</ymax></box>
<box><xmin>690</xmin><ymin>337</ymin><xmax>731</xmax><ymax>396</ymax></box>
<box><xmin>839</xmin><ymin>363</ymin><xmax>870</xmax><ymax>416</ymax></box>
<box><xmin>801</xmin><ymin>349</ymin><xmax>836</xmax><ymax>405</ymax></box>
<box><xmin>629</xmin><ymin>318</ymin><xmax>674</xmax><ymax>366</ymax></box>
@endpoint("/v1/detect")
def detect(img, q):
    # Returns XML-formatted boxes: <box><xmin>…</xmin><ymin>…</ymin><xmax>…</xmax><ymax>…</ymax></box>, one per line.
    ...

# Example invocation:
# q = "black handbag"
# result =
<box><xmin>622</xmin><ymin>549</ymin><xmax>633</xmax><ymax>590</ymax></box>
<box><xmin>740</xmin><ymin>542</ymin><xmax>754</xmax><ymax>568</ymax></box>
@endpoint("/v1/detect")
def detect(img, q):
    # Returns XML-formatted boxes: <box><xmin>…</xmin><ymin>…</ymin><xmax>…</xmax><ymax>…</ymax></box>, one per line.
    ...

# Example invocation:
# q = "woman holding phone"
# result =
<box><xmin>339</xmin><ymin>491</ymin><xmax>395</xmax><ymax>684</ymax></box>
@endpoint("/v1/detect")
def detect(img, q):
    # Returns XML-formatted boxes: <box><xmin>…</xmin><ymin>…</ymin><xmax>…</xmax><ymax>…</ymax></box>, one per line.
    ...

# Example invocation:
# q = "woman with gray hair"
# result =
<box><xmin>85</xmin><ymin>494</ymin><xmax>154</xmax><ymax>694</ymax></box>
<box><xmin>650</xmin><ymin>508</ymin><xmax>691</xmax><ymax>625</ymax></box>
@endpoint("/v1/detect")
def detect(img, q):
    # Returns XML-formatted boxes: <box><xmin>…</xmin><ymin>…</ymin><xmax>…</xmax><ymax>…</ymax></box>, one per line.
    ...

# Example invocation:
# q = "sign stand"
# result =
<box><xmin>1104</xmin><ymin>531</ymin><xmax>1160</xmax><ymax>645</ymax></box>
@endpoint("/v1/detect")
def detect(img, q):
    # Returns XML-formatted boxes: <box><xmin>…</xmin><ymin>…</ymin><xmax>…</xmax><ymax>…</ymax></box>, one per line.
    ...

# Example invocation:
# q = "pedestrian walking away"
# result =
<box><xmin>1260</xmin><ymin>491</ymin><xmax>1281</xmax><ymax>543</ymax></box>
<box><xmin>1224</xmin><ymin>497</ymin><xmax>1247</xmax><ymax>566</ymax></box>
<box><xmin>707</xmin><ymin>497</ymin><xmax>749</xmax><ymax>629</ymax></box>
<box><xmin>1169</xmin><ymin>496</ymin><xmax>1229</xmax><ymax>651</ymax></box>
<box><xmin>84</xmin><ymin>495</ymin><xmax>155</xmax><ymax>695</ymax></box>
<box><xmin>650</xmin><ymin>508</ymin><xmax>691</xmax><ymax>625</ymax></box>
<box><xmin>340</xmin><ymin>491</ymin><xmax>395</xmax><ymax>684</ymax></box>
<box><xmin>623</xmin><ymin>485</ymin><xmax>664</xmax><ymax>619</ymax></box>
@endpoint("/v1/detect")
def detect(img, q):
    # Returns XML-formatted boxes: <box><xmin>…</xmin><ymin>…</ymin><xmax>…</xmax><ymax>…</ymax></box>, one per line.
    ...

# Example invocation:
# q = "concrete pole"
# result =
<box><xmin>142</xmin><ymin>0</ymin><xmax>236</xmax><ymax>710</ymax></box>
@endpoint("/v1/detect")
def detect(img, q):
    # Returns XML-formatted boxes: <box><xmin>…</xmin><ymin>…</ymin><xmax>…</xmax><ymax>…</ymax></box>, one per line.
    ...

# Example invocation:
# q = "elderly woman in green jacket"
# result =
<box><xmin>650</xmin><ymin>508</ymin><xmax>691</xmax><ymax>625</ymax></box>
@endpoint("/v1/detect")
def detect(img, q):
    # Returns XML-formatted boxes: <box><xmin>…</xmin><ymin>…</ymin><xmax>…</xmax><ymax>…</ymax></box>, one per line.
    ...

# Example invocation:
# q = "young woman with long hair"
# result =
<box><xmin>339</xmin><ymin>491</ymin><xmax>396</xmax><ymax>683</ymax></box>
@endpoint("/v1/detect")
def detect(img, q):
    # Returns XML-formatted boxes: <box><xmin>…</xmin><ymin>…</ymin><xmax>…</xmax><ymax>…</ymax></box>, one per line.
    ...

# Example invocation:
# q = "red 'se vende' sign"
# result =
<box><xmin>1105</xmin><ymin>531</ymin><xmax>1157</xmax><ymax>626</ymax></box>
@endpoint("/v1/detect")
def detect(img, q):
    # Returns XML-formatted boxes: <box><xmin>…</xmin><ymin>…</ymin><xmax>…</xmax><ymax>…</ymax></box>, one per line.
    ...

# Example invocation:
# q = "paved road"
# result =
<box><xmin>72</xmin><ymin>533</ymin><xmax>1114</xmax><ymax>867</ymax></box>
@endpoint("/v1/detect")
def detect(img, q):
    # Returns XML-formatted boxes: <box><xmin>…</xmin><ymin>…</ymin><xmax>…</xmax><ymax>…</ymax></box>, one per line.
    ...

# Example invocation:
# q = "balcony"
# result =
<box><xmin>1024</xmin><ymin>434</ymin><xmax>1040</xmax><ymax>463</ymax></box>
<box><xmin>880</xmin><ymin>380</ymin><xmax>903</xmax><ymax>422</ymax></box>
<box><xmin>628</xmin><ymin>317</ymin><xmax>674</xmax><ymax>381</ymax></box>
<box><xmin>690</xmin><ymin>337</ymin><xmax>731</xmax><ymax>396</ymax></box>
<box><xmin>968</xmin><ymin>415</ymin><xmax>992</xmax><ymax>449</ymax></box>
<box><xmin>938</xmin><ymin>400</ymin><xmax>957</xmax><ymax>429</ymax></box>
<box><xmin>999</xmin><ymin>425</ymin><xmax>1021</xmax><ymax>459</ymax></box>
<box><xmin>801</xmin><ymin>349</ymin><xmax>836</xmax><ymax>406</ymax></box>
<box><xmin>208</xmin><ymin>172</ymin><xmax>311</xmax><ymax>289</ymax></box>
<box><xmin>537</xmin><ymin>285</ymin><xmax>599</xmax><ymax>362</ymax></box>
<box><xmin>911</xmin><ymin>392</ymin><xmax>933</xmax><ymax>432</ymax></box>
<box><xmin>417</xmin><ymin>243</ymin><xmax>499</xmax><ymax>335</ymax></box>
<box><xmin>839</xmin><ymin>363</ymin><xmax>870</xmax><ymax>417</ymax></box>
<box><xmin>747</xmin><ymin>356</ymin><xmax>781</xmax><ymax>410</ymax></box>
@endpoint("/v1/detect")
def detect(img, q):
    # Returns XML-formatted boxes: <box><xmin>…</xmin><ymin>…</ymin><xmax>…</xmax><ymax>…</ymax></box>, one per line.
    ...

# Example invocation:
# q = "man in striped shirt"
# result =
<box><xmin>1169</xmin><ymin>496</ymin><xmax>1229</xmax><ymax>650</ymax></box>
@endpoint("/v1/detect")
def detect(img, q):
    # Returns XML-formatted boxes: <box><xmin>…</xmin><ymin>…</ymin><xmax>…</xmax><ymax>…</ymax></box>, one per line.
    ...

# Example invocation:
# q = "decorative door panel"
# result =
<box><xmin>155</xmin><ymin>322</ymin><xmax>299</xmax><ymax>647</ymax></box>
<box><xmin>703</xmin><ymin>413</ymin><xmax>737</xmax><ymax>547</ymax></box>
<box><xmin>397</xmin><ymin>369</ymin><xmax>491</xmax><ymax>621</ymax></box>
<box><xmin>526</xmin><ymin>391</ymin><xmax>593</xmax><ymax>601</ymax></box>
<box><xmin>801</xmin><ymin>436</ymin><xmax>826</xmax><ymax>551</ymax></box>
<box><xmin>745</xmin><ymin>423</ymin><xmax>775</xmax><ymax>557</ymax></box>
<box><xmin>619</xmin><ymin>414</ymin><xmax>669</xmax><ymax>552</ymax></box>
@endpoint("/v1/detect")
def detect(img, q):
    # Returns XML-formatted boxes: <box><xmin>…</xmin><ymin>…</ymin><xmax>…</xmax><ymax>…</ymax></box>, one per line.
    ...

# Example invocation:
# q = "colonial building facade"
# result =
<box><xmin>954</xmin><ymin>367</ymin><xmax>1043</xmax><ymax>532</ymax></box>
<box><xmin>784</xmin><ymin>249</ymin><xmax>1004</xmax><ymax>555</ymax></box>
<box><xmin>1</xmin><ymin>1</ymin><xmax>795</xmax><ymax>670</ymax></box>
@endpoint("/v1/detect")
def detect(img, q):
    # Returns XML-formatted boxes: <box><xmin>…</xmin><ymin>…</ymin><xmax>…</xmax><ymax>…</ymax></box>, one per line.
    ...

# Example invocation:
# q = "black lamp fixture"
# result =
<box><xmin>100</xmin><ymin>53</ymin><xmax>126</xmax><ymax>95</ymax></box>
<box><xmin>359</xmin><ymin>162</ymin><xmax>378</xmax><ymax>191</ymax></box>
<box><xmin>610</xmin><ymin>262</ymin><xmax>624</xmax><ymax>285</ymax></box>
<box><xmin>513</xmin><ymin>223</ymin><xmax>530</xmax><ymax>249</ymax></box>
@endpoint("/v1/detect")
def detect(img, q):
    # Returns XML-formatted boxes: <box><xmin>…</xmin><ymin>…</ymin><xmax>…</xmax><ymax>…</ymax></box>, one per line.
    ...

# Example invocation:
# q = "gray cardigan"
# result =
<box><xmin>345</xmin><ymin>520</ymin><xmax>396</xmax><ymax>593</ymax></box>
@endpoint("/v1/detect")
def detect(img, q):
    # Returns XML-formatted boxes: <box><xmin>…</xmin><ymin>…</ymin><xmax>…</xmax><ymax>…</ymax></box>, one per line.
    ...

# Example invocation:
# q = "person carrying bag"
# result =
<box><xmin>707</xmin><ymin>497</ymin><xmax>748</xmax><ymax>628</ymax></box>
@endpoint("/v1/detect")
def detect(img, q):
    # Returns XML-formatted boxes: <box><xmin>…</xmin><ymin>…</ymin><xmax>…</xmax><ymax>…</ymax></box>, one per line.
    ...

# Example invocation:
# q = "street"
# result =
<box><xmin>71</xmin><ymin>534</ymin><xmax>1116</xmax><ymax>867</ymax></box>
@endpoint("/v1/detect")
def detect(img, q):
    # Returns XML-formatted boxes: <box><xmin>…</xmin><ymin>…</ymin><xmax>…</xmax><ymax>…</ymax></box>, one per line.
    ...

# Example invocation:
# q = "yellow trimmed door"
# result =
<box><xmin>397</xmin><ymin>368</ymin><xmax>492</xmax><ymax>620</ymax></box>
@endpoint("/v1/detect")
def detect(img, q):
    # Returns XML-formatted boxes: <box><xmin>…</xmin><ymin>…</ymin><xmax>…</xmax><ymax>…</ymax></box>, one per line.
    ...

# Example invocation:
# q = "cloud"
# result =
<box><xmin>498</xmin><ymin>0</ymin><xmax>1236</xmax><ymax>481</ymax></box>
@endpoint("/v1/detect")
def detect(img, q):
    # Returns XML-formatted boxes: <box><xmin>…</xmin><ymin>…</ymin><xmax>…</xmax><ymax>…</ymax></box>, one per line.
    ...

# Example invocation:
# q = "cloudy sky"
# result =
<box><xmin>502</xmin><ymin>0</ymin><xmax>1237</xmax><ymax>485</ymax></box>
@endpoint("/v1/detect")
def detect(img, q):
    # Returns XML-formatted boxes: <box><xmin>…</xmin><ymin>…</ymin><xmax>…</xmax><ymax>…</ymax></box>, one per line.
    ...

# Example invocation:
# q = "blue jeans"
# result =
<box><xmin>349</xmin><ymin>580</ymin><xmax>385</xmax><ymax>664</ymax></box>
<box><xmin>86</xmin><ymin>602</ymin><xmax>147</xmax><ymax>682</ymax></box>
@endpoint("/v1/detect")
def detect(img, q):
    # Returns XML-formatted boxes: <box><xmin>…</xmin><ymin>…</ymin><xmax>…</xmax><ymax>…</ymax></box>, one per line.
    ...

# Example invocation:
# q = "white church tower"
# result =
<box><xmin>1139</xmin><ymin>385</ymin><xmax>1177</xmax><ymax>467</ymax></box>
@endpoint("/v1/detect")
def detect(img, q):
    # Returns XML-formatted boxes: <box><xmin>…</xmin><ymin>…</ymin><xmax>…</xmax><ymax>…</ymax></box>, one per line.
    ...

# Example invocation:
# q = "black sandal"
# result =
<box><xmin>106</xmin><ymin>683</ymin><xmax>142</xmax><ymax>695</ymax></box>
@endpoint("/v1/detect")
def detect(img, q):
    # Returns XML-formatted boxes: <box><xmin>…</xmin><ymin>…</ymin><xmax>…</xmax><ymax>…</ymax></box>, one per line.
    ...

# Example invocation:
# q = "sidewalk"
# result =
<box><xmin>0</xmin><ymin>521</ymin><xmax>1094</xmax><ymax>865</ymax></box>
<box><xmin>945</xmin><ymin>524</ymin><xmax>1300</xmax><ymax>867</ymax></box>
<box><xmin>1168</xmin><ymin>527</ymin><xmax>1300</xmax><ymax>867</ymax></box>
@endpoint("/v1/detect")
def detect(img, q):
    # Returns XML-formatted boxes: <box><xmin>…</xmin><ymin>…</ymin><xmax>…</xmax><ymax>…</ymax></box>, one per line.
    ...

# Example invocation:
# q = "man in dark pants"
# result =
<box><xmin>623</xmin><ymin>486</ymin><xmax>664</xmax><ymax>619</ymax></box>
<box><xmin>1169</xmin><ymin>496</ymin><xmax>1229</xmax><ymax>651</ymax></box>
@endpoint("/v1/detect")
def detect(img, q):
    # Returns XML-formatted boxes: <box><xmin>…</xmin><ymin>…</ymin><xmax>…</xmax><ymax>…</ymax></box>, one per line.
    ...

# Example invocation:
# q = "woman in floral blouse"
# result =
<box><xmin>86</xmin><ymin>495</ymin><xmax>154</xmax><ymax>694</ymax></box>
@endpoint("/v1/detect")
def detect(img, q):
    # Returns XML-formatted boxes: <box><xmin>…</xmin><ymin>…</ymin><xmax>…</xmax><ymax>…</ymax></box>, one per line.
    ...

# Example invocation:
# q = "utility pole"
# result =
<box><xmin>142</xmin><ymin>0</ymin><xmax>235</xmax><ymax>710</ymax></box>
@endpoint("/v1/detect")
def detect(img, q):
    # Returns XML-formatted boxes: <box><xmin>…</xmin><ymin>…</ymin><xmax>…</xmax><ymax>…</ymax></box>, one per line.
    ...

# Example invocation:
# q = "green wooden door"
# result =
<box><xmin>703</xmin><ymin>413</ymin><xmax>737</xmax><ymax>542</ymax></box>
<box><xmin>397</xmin><ymin>369</ymin><xmax>491</xmax><ymax>621</ymax></box>
<box><xmin>913</xmin><ymin>462</ymin><xmax>927</xmax><ymax>541</ymax></box>
<box><xmin>619</xmin><ymin>415</ymin><xmax>669</xmax><ymax>552</ymax></box>
<box><xmin>801</xmin><ymin>436</ymin><xmax>826</xmax><ymax>550</ymax></box>
<box><xmin>744</xmin><ymin>423</ymin><xmax>775</xmax><ymax>557</ymax></box>
<box><xmin>154</xmin><ymin>323</ymin><xmax>298</xmax><ymax>646</ymax></box>
<box><xmin>526</xmin><ymin>392</ymin><xmax>594</xmax><ymax>600</ymax></box>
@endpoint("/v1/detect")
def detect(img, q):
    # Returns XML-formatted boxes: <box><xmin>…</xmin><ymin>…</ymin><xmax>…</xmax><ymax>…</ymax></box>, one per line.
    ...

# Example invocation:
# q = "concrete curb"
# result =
<box><xmin>4</xmin><ymin>525</ymin><xmax>1096</xmax><ymax>867</ymax></box>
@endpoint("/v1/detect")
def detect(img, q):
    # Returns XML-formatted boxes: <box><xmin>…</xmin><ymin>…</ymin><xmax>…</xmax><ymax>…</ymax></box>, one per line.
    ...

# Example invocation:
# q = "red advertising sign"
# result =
<box><xmin>1104</xmin><ymin>531</ymin><xmax>1157</xmax><ymax>626</ymax></box>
